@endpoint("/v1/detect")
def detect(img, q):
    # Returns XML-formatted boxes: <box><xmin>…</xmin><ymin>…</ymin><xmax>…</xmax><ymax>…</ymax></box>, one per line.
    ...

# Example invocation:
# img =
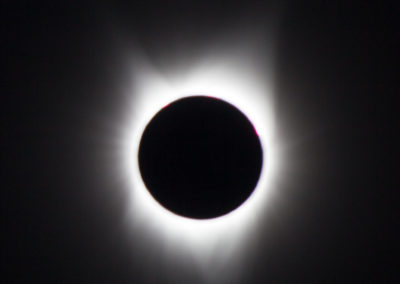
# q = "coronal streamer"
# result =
<box><xmin>115</xmin><ymin>30</ymin><xmax>282</xmax><ymax>282</ymax></box>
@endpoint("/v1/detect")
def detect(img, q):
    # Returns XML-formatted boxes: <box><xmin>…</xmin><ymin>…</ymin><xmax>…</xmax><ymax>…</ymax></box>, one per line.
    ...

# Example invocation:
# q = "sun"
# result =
<box><xmin>115</xmin><ymin>43</ymin><xmax>281</xmax><ymax>274</ymax></box>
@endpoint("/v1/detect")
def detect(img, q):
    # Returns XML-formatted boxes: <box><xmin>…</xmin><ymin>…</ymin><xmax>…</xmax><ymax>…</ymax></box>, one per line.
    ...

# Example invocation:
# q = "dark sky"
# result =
<box><xmin>3</xmin><ymin>1</ymin><xmax>396</xmax><ymax>283</ymax></box>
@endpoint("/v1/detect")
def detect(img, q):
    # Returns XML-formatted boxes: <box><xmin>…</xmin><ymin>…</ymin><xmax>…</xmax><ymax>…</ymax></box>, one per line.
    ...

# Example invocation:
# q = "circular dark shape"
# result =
<box><xmin>138</xmin><ymin>96</ymin><xmax>263</xmax><ymax>219</ymax></box>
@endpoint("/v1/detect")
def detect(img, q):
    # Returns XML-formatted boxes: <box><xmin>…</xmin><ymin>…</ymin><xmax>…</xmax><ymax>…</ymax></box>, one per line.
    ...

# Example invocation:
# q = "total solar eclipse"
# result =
<box><xmin>138</xmin><ymin>96</ymin><xmax>263</xmax><ymax>219</ymax></box>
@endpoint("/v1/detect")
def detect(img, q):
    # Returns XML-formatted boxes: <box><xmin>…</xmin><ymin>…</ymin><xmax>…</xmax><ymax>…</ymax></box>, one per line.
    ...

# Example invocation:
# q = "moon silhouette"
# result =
<box><xmin>138</xmin><ymin>96</ymin><xmax>263</xmax><ymax>219</ymax></box>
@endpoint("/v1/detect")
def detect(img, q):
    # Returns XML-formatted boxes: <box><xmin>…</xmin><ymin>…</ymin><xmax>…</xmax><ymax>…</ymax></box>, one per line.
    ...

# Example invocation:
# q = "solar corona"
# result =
<box><xmin>117</xmin><ymin>39</ymin><xmax>280</xmax><ymax>279</ymax></box>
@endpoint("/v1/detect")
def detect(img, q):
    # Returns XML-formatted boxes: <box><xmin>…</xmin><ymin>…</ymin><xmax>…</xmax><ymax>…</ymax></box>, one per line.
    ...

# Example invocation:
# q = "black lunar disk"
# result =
<box><xmin>138</xmin><ymin>96</ymin><xmax>263</xmax><ymax>219</ymax></box>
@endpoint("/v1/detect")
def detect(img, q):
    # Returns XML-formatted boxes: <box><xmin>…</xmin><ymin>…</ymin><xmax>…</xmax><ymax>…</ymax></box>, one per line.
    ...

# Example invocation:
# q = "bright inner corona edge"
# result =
<box><xmin>118</xmin><ymin>42</ymin><xmax>280</xmax><ymax>272</ymax></box>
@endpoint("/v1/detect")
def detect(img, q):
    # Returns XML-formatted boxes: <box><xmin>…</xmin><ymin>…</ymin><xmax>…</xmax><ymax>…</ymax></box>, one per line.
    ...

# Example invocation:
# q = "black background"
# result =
<box><xmin>3</xmin><ymin>1</ymin><xmax>396</xmax><ymax>283</ymax></box>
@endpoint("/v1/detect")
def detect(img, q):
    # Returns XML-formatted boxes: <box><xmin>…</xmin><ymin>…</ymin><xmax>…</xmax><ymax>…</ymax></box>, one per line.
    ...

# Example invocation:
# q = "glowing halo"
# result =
<box><xmin>116</xmin><ymin>42</ymin><xmax>281</xmax><ymax>277</ymax></box>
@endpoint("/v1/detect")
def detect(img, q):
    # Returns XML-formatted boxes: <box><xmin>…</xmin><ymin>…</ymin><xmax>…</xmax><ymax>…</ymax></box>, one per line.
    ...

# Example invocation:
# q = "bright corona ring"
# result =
<box><xmin>118</xmin><ymin>46</ymin><xmax>279</xmax><ymax>266</ymax></box>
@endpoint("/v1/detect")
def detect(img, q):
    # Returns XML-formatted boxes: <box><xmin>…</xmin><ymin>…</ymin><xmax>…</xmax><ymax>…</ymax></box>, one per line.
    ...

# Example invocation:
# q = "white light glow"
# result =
<box><xmin>115</xmin><ymin>38</ymin><xmax>282</xmax><ymax>280</ymax></box>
